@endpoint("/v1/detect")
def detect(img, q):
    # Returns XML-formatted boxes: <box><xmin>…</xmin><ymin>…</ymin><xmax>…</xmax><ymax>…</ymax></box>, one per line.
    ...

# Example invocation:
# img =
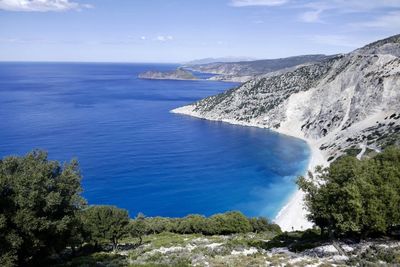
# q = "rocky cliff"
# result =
<box><xmin>173</xmin><ymin>34</ymin><xmax>400</xmax><ymax>163</ymax></box>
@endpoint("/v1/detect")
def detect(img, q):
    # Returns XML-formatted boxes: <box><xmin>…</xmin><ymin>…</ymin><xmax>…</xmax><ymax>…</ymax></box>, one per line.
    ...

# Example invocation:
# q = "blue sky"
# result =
<box><xmin>0</xmin><ymin>0</ymin><xmax>399</xmax><ymax>62</ymax></box>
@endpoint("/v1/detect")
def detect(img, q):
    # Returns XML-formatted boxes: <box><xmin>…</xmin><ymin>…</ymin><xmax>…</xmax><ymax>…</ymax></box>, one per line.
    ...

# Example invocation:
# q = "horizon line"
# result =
<box><xmin>0</xmin><ymin>60</ymin><xmax>184</xmax><ymax>64</ymax></box>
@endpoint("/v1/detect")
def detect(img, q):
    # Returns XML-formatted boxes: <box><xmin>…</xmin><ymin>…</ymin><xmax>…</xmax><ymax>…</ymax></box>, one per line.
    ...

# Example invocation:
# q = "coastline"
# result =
<box><xmin>170</xmin><ymin>105</ymin><xmax>328</xmax><ymax>231</ymax></box>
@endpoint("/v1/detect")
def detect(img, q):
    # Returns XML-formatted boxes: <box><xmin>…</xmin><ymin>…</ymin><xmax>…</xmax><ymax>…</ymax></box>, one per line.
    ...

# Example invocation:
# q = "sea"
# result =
<box><xmin>0</xmin><ymin>62</ymin><xmax>310</xmax><ymax>219</ymax></box>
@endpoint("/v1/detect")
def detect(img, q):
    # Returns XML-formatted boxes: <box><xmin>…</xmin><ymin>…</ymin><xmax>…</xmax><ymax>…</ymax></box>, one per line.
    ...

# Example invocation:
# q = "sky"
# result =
<box><xmin>0</xmin><ymin>0</ymin><xmax>400</xmax><ymax>62</ymax></box>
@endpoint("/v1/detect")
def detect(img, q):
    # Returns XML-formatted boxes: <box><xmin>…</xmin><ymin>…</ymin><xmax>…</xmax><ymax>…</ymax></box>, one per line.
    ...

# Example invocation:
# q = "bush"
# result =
<box><xmin>249</xmin><ymin>217</ymin><xmax>282</xmax><ymax>234</ymax></box>
<box><xmin>298</xmin><ymin>146</ymin><xmax>400</xmax><ymax>238</ymax></box>
<box><xmin>209</xmin><ymin>211</ymin><xmax>252</xmax><ymax>235</ymax></box>
<box><xmin>142</xmin><ymin>212</ymin><xmax>280</xmax><ymax>236</ymax></box>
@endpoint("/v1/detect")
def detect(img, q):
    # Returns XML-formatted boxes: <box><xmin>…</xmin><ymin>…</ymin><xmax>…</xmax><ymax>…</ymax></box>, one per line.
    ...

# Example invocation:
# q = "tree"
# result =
<box><xmin>175</xmin><ymin>214</ymin><xmax>207</xmax><ymax>234</ymax></box>
<box><xmin>146</xmin><ymin>216</ymin><xmax>173</xmax><ymax>234</ymax></box>
<box><xmin>209</xmin><ymin>211</ymin><xmax>252</xmax><ymax>235</ymax></box>
<box><xmin>130</xmin><ymin>213</ymin><xmax>147</xmax><ymax>246</ymax></box>
<box><xmin>249</xmin><ymin>217</ymin><xmax>281</xmax><ymax>233</ymax></box>
<box><xmin>81</xmin><ymin>205</ymin><xmax>130</xmax><ymax>251</ymax></box>
<box><xmin>298</xmin><ymin>147</ymin><xmax>400</xmax><ymax>238</ymax></box>
<box><xmin>0</xmin><ymin>150</ymin><xmax>85</xmax><ymax>266</ymax></box>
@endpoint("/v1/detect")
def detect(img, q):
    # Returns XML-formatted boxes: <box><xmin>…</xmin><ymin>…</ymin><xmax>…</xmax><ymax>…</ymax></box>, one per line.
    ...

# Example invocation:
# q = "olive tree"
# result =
<box><xmin>81</xmin><ymin>205</ymin><xmax>130</xmax><ymax>251</ymax></box>
<box><xmin>0</xmin><ymin>150</ymin><xmax>85</xmax><ymax>266</ymax></box>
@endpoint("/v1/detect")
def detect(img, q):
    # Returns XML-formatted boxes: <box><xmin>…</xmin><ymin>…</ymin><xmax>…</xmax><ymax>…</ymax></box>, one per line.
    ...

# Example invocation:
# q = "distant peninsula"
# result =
<box><xmin>138</xmin><ymin>68</ymin><xmax>198</xmax><ymax>80</ymax></box>
<box><xmin>138</xmin><ymin>55</ymin><xmax>331</xmax><ymax>83</ymax></box>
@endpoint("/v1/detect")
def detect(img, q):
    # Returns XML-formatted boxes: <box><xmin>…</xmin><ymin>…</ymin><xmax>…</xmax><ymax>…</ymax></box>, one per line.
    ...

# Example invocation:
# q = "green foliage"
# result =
<box><xmin>175</xmin><ymin>214</ymin><xmax>208</xmax><ymax>234</ymax></box>
<box><xmin>56</xmin><ymin>252</ymin><xmax>128</xmax><ymax>267</ymax></box>
<box><xmin>263</xmin><ymin>229</ymin><xmax>325</xmax><ymax>252</ymax></box>
<box><xmin>81</xmin><ymin>205</ymin><xmax>130</xmax><ymax>250</ymax></box>
<box><xmin>142</xmin><ymin>212</ymin><xmax>280</xmax><ymax>236</ymax></box>
<box><xmin>249</xmin><ymin>217</ymin><xmax>269</xmax><ymax>233</ymax></box>
<box><xmin>130</xmin><ymin>212</ymin><xmax>147</xmax><ymax>246</ymax></box>
<box><xmin>344</xmin><ymin>147</ymin><xmax>362</xmax><ymax>157</ymax></box>
<box><xmin>249</xmin><ymin>217</ymin><xmax>282</xmax><ymax>234</ymax></box>
<box><xmin>208</xmin><ymin>211</ymin><xmax>252</xmax><ymax>235</ymax></box>
<box><xmin>0</xmin><ymin>150</ymin><xmax>84</xmax><ymax>266</ymax></box>
<box><xmin>145</xmin><ymin>216</ymin><xmax>175</xmax><ymax>234</ymax></box>
<box><xmin>298</xmin><ymin>146</ymin><xmax>400</xmax><ymax>237</ymax></box>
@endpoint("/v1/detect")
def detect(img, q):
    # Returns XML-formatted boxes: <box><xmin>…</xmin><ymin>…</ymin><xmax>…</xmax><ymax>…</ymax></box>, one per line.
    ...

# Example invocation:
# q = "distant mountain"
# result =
<box><xmin>186</xmin><ymin>54</ymin><xmax>333</xmax><ymax>77</ymax></box>
<box><xmin>138</xmin><ymin>54</ymin><xmax>332</xmax><ymax>83</ymax></box>
<box><xmin>184</xmin><ymin>57</ymin><xmax>255</xmax><ymax>65</ymax></box>
<box><xmin>138</xmin><ymin>68</ymin><xmax>198</xmax><ymax>81</ymax></box>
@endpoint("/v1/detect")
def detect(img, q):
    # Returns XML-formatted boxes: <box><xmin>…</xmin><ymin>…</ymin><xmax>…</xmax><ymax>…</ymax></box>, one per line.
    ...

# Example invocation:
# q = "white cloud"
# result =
<box><xmin>299</xmin><ymin>9</ymin><xmax>323</xmax><ymax>23</ymax></box>
<box><xmin>302</xmin><ymin>1</ymin><xmax>400</xmax><ymax>29</ymax></box>
<box><xmin>155</xmin><ymin>35</ymin><xmax>174</xmax><ymax>42</ymax></box>
<box><xmin>230</xmin><ymin>0</ymin><xmax>288</xmax><ymax>7</ymax></box>
<box><xmin>140</xmin><ymin>36</ymin><xmax>147</xmax><ymax>40</ymax></box>
<box><xmin>0</xmin><ymin>0</ymin><xmax>92</xmax><ymax>12</ymax></box>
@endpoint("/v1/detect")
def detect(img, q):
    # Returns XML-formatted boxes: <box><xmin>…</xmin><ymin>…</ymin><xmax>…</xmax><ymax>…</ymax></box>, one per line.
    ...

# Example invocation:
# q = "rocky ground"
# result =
<box><xmin>64</xmin><ymin>232</ymin><xmax>400</xmax><ymax>266</ymax></box>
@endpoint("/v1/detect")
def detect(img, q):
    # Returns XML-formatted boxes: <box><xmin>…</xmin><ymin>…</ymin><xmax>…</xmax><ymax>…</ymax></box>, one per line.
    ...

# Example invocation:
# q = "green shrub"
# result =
<box><xmin>298</xmin><ymin>147</ymin><xmax>400</xmax><ymax>237</ymax></box>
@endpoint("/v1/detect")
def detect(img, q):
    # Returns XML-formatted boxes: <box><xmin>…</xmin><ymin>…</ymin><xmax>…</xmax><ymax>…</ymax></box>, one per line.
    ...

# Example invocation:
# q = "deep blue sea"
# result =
<box><xmin>0</xmin><ymin>62</ymin><xmax>309</xmax><ymax>219</ymax></box>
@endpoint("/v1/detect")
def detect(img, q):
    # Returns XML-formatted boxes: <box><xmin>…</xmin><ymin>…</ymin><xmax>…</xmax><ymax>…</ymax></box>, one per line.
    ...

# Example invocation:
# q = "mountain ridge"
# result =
<box><xmin>138</xmin><ymin>54</ymin><xmax>332</xmax><ymax>82</ymax></box>
<box><xmin>185</xmin><ymin>54</ymin><xmax>332</xmax><ymax>79</ymax></box>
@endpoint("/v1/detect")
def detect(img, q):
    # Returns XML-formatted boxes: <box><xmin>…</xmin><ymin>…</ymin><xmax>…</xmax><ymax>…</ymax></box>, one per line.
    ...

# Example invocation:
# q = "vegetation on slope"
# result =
<box><xmin>0</xmin><ymin>150</ymin><xmax>280</xmax><ymax>266</ymax></box>
<box><xmin>1</xmin><ymin>147</ymin><xmax>400</xmax><ymax>266</ymax></box>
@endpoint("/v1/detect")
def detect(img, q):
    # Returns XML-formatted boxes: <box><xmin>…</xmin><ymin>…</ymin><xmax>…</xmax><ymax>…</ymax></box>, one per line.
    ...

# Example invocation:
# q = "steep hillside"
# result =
<box><xmin>173</xmin><ymin>34</ymin><xmax>400</xmax><ymax>163</ymax></box>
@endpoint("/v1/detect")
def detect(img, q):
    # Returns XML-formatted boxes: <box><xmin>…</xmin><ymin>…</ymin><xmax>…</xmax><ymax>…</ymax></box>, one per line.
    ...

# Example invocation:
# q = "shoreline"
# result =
<box><xmin>170</xmin><ymin>105</ymin><xmax>328</xmax><ymax>231</ymax></box>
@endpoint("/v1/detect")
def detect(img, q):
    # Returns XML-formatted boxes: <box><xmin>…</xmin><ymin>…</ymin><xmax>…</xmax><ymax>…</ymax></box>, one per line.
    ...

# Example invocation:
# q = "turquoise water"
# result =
<box><xmin>0</xmin><ymin>62</ymin><xmax>309</xmax><ymax>218</ymax></box>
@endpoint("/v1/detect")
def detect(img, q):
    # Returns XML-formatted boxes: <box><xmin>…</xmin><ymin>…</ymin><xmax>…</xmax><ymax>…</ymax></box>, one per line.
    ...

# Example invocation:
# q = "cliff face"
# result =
<box><xmin>173</xmin><ymin>35</ymin><xmax>400</xmax><ymax>161</ymax></box>
<box><xmin>139</xmin><ymin>68</ymin><xmax>198</xmax><ymax>80</ymax></box>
